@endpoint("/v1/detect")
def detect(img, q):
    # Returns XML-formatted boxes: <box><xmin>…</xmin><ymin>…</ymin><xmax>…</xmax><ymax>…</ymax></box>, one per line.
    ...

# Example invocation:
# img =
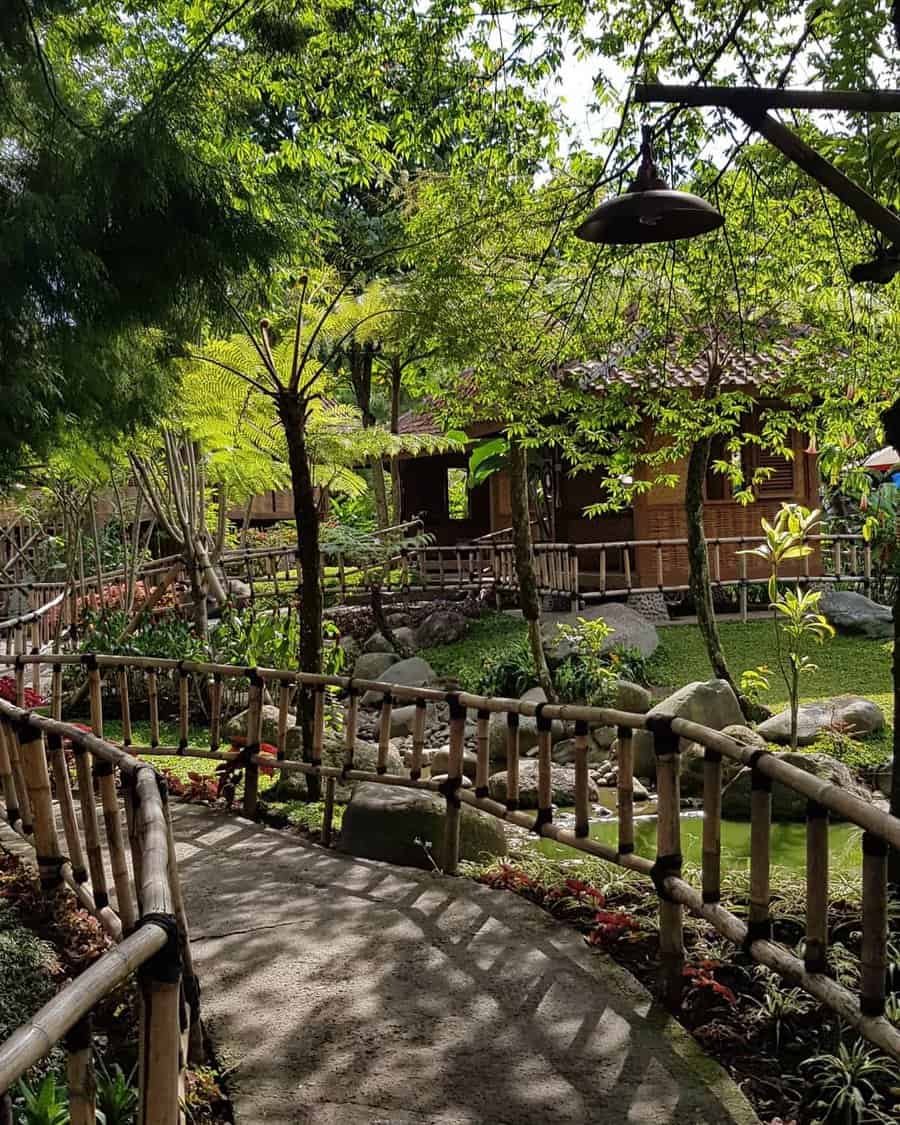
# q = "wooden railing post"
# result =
<box><xmin>138</xmin><ymin>932</ymin><xmax>183</xmax><ymax>1125</ymax></box>
<box><xmin>861</xmin><ymin>833</ymin><xmax>888</xmax><ymax>1017</ymax></box>
<box><xmin>702</xmin><ymin>748</ymin><xmax>723</xmax><ymax>904</ymax></box>
<box><xmin>18</xmin><ymin>719</ymin><xmax>63</xmax><ymax>891</ymax></box>
<box><xmin>177</xmin><ymin>666</ymin><xmax>190</xmax><ymax>753</ymax></box>
<box><xmin>505</xmin><ymin>713</ymin><xmax>520</xmax><ymax>810</ymax></box>
<box><xmin>574</xmin><ymin>719</ymin><xmax>589</xmax><ymax>838</ymax></box>
<box><xmin>617</xmin><ymin>725</ymin><xmax>634</xmax><ymax>855</ymax></box>
<box><xmin>66</xmin><ymin>1016</ymin><xmax>96</xmax><ymax>1125</ymax></box>
<box><xmin>377</xmin><ymin>692</ymin><xmax>392</xmax><ymax>773</ymax></box>
<box><xmin>0</xmin><ymin>720</ymin><xmax>23</xmax><ymax>831</ymax></box>
<box><xmin>535</xmin><ymin>710</ymin><xmax>553</xmax><ymax>832</ymax></box>
<box><xmin>748</xmin><ymin>766</ymin><xmax>772</xmax><ymax>946</ymax></box>
<box><xmin>147</xmin><ymin>669</ymin><xmax>160</xmax><ymax>750</ymax></box>
<box><xmin>649</xmin><ymin>717</ymin><xmax>683</xmax><ymax>1009</ymax></box>
<box><xmin>475</xmin><ymin>709</ymin><xmax>490</xmax><ymax>798</ymax></box>
<box><xmin>442</xmin><ymin>696</ymin><xmax>466</xmax><ymax>875</ymax></box>
<box><xmin>48</xmin><ymin>731</ymin><xmax>88</xmax><ymax>884</ymax></box>
<box><xmin>805</xmin><ymin>800</ymin><xmax>829</xmax><ymax>973</ymax></box>
<box><xmin>409</xmin><ymin>699</ymin><xmax>426</xmax><ymax>781</ymax></box>
<box><xmin>209</xmin><ymin>673</ymin><xmax>222</xmax><ymax>753</ymax></box>
<box><xmin>242</xmin><ymin>672</ymin><xmax>262</xmax><ymax>819</ymax></box>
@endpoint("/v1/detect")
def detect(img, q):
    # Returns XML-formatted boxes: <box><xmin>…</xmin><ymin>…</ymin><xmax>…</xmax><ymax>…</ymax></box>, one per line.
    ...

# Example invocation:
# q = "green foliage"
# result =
<box><xmin>12</xmin><ymin>1075</ymin><xmax>68</xmax><ymax>1125</ymax></box>
<box><xmin>95</xmin><ymin>1060</ymin><xmax>138</xmax><ymax>1125</ymax></box>
<box><xmin>0</xmin><ymin>914</ymin><xmax>60</xmax><ymax>1049</ymax></box>
<box><xmin>800</xmin><ymin>1038</ymin><xmax>900</xmax><ymax>1124</ymax></box>
<box><xmin>79</xmin><ymin>612</ymin><xmax>207</xmax><ymax>664</ymax></box>
<box><xmin>475</xmin><ymin>637</ymin><xmax>538</xmax><ymax>699</ymax></box>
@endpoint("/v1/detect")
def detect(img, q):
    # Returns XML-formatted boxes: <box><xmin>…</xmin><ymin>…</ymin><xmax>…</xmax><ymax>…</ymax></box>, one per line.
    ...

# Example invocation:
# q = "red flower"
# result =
<box><xmin>564</xmin><ymin>878</ymin><xmax>605</xmax><ymax>904</ymax></box>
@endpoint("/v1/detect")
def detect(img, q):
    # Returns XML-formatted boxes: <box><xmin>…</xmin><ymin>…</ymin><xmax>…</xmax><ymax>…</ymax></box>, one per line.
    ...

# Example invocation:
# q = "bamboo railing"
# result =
<box><xmin>0</xmin><ymin>679</ymin><xmax>198</xmax><ymax>1123</ymax></box>
<box><xmin>3</xmin><ymin>652</ymin><xmax>900</xmax><ymax>1065</ymax></box>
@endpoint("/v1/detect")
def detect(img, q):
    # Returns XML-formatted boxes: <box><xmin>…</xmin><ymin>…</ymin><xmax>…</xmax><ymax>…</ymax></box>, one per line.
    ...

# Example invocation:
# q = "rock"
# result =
<box><xmin>632</xmin><ymin>778</ymin><xmax>650</xmax><ymax>802</ymax></box>
<box><xmin>541</xmin><ymin>603</ymin><xmax>659</xmax><ymax>666</ymax></box>
<box><xmin>679</xmin><ymin>725</ymin><xmax>764</xmax><ymax>797</ymax></box>
<box><xmin>549</xmin><ymin>738</ymin><xmax>578</xmax><ymax>765</ymax></box>
<box><xmin>364</xmin><ymin>633</ymin><xmax>396</xmax><ymax>654</ymax></box>
<box><xmin>339</xmin><ymin>635</ymin><xmax>361</xmax><ymax>666</ymax></box>
<box><xmin>487</xmin><ymin>760</ymin><xmax>600</xmax><ymax>808</ymax></box>
<box><xmin>353</xmin><ymin>652</ymin><xmax>400</xmax><ymax>681</ymax></box>
<box><xmin>415</xmin><ymin>609</ymin><xmax>469</xmax><ymax>648</ymax></box>
<box><xmin>392</xmin><ymin>626</ymin><xmax>418</xmax><ymax>654</ymax></box>
<box><xmin>757</xmin><ymin>695</ymin><xmax>885</xmax><ymax>746</ymax></box>
<box><xmin>721</xmin><ymin>751</ymin><xmax>875</xmax><ymax>820</ymax></box>
<box><xmin>588</xmin><ymin>726</ymin><xmax>617</xmax><ymax>755</ymax></box>
<box><xmin>630</xmin><ymin>679</ymin><xmax>744</xmax><ymax>779</ymax></box>
<box><xmin>269</xmin><ymin>734</ymin><xmax>405</xmax><ymax>802</ymax></box>
<box><xmin>430</xmin><ymin>748</ymin><xmax>479</xmax><ymax>780</ymax></box>
<box><xmin>225</xmin><ymin>577</ymin><xmax>252</xmax><ymax>603</ymax></box>
<box><xmin>390</xmin><ymin>704</ymin><xmax>423</xmax><ymax>737</ymax></box>
<box><xmin>430</xmin><ymin>773</ymin><xmax>474</xmax><ymax>789</ymax></box>
<box><xmin>820</xmin><ymin>590</ymin><xmax>893</xmax><ymax>640</ymax></box>
<box><xmin>338</xmin><ymin>782</ymin><xmax>507</xmax><ymax>870</ymax></box>
<box><xmin>385</xmin><ymin>612</ymin><xmax>411</xmax><ymax>629</ymax></box>
<box><xmin>488</xmin><ymin>687</ymin><xmax>566</xmax><ymax>761</ymax></box>
<box><xmin>360</xmin><ymin>657</ymin><xmax>437</xmax><ymax>706</ymax></box>
<box><xmin>588</xmin><ymin>769</ymin><xmax>650</xmax><ymax>802</ymax></box>
<box><xmin>608</xmin><ymin>678</ymin><xmax>653</xmax><ymax>714</ymax></box>
<box><xmin>225</xmin><ymin>704</ymin><xmax>300</xmax><ymax>754</ymax></box>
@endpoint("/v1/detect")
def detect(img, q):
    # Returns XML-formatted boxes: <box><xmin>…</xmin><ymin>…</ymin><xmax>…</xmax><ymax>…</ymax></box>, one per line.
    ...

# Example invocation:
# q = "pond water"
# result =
<box><xmin>530</xmin><ymin>811</ymin><xmax>865</xmax><ymax>879</ymax></box>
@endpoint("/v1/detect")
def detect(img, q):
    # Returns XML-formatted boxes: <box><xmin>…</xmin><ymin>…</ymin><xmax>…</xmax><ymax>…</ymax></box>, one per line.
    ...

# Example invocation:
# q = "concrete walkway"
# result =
<box><xmin>171</xmin><ymin>806</ymin><xmax>759</xmax><ymax>1125</ymax></box>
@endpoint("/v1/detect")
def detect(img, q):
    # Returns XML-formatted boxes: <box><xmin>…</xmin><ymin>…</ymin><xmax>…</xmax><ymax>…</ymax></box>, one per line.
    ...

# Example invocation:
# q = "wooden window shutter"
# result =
<box><xmin>756</xmin><ymin>449</ymin><xmax>794</xmax><ymax>495</ymax></box>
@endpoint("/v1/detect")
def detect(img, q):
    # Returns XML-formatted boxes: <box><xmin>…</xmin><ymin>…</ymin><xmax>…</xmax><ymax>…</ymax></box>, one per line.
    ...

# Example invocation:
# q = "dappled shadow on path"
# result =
<box><xmin>171</xmin><ymin>806</ymin><xmax>751</xmax><ymax>1125</ymax></box>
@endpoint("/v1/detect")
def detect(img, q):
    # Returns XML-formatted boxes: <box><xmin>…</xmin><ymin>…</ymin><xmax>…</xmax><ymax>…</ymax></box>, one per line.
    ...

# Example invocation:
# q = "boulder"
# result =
<box><xmin>820</xmin><ymin>590</ymin><xmax>893</xmax><ymax>640</ymax></box>
<box><xmin>390</xmin><ymin>704</ymin><xmax>420</xmax><ymax>737</ymax></box>
<box><xmin>488</xmin><ymin>687</ymin><xmax>566</xmax><ymax>761</ymax></box>
<box><xmin>679</xmin><ymin>725</ymin><xmax>764</xmax><ymax>797</ymax></box>
<box><xmin>360</xmin><ymin>657</ymin><xmax>437</xmax><ymax>706</ymax></box>
<box><xmin>757</xmin><ymin>696</ymin><xmax>885</xmax><ymax>746</ymax></box>
<box><xmin>721</xmin><ymin>751</ymin><xmax>875</xmax><ymax>821</ymax></box>
<box><xmin>364</xmin><ymin>633</ymin><xmax>396</xmax><ymax>654</ymax></box>
<box><xmin>339</xmin><ymin>635</ymin><xmax>362</xmax><ymax>667</ymax></box>
<box><xmin>391</xmin><ymin>626</ymin><xmax>419</xmax><ymax>654</ymax></box>
<box><xmin>630</xmin><ymin>679</ymin><xmax>744</xmax><ymax>779</ymax></box>
<box><xmin>542</xmin><ymin>603</ymin><xmax>659</xmax><ymax>666</ymax></box>
<box><xmin>225</xmin><ymin>577</ymin><xmax>252</xmax><ymax>603</ymax></box>
<box><xmin>269</xmin><ymin>734</ymin><xmax>404</xmax><ymax>802</ymax></box>
<box><xmin>487</xmin><ymin>760</ymin><xmax>600</xmax><ymax>808</ymax></box>
<box><xmin>225</xmin><ymin>704</ymin><xmax>300</xmax><ymax>754</ymax></box>
<box><xmin>430</xmin><ymin>747</ymin><xmax>479</xmax><ymax>780</ymax></box>
<box><xmin>338</xmin><ymin>782</ymin><xmax>507</xmax><ymax>870</ymax></box>
<box><xmin>415</xmin><ymin>609</ymin><xmax>469</xmax><ymax>648</ymax></box>
<box><xmin>353</xmin><ymin>651</ymin><xmax>400</xmax><ymax>682</ymax></box>
<box><xmin>607</xmin><ymin>678</ymin><xmax>653</xmax><ymax>714</ymax></box>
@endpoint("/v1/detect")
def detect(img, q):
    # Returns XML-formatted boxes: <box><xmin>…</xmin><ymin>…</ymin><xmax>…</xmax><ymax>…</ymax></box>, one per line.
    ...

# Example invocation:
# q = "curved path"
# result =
<box><xmin>171</xmin><ymin>805</ymin><xmax>758</xmax><ymax>1125</ymax></box>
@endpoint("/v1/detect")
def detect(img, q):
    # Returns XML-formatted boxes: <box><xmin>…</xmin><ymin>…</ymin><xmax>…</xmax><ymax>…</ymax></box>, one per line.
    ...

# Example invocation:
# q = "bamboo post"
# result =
<box><xmin>570</xmin><ymin>544</ymin><xmax>579</xmax><ymax>609</ymax></box>
<box><xmin>139</xmin><ymin>960</ymin><xmax>183</xmax><ymax>1125</ymax></box>
<box><xmin>650</xmin><ymin>717</ymin><xmax>683</xmax><ymax>1009</ymax></box>
<box><xmin>442</xmin><ymin>697</ymin><xmax>466</xmax><ymax>875</ymax></box>
<box><xmin>536</xmin><ymin>712</ymin><xmax>553</xmax><ymax>831</ymax></box>
<box><xmin>377</xmin><ymin>692</ymin><xmax>392</xmax><ymax>773</ymax></box>
<box><xmin>343</xmin><ymin>689</ymin><xmax>359</xmax><ymax>776</ymax></box>
<box><xmin>574</xmin><ymin>720</ymin><xmax>589</xmax><ymax>838</ymax></box>
<box><xmin>410</xmin><ymin>699</ymin><xmax>427</xmax><ymax>780</ymax></box>
<box><xmin>475</xmin><ymin>709</ymin><xmax>490</xmax><ymax>797</ymax></box>
<box><xmin>2</xmin><ymin>720</ymin><xmax>32</xmax><ymax>834</ymax></box>
<box><xmin>805</xmin><ymin>800</ymin><xmax>829</xmax><ymax>973</ymax></box>
<box><xmin>738</xmin><ymin>542</ymin><xmax>748</xmax><ymax>621</ymax></box>
<box><xmin>861</xmin><ymin>833</ymin><xmax>888</xmax><ymax>1017</ymax></box>
<box><xmin>147</xmin><ymin>670</ymin><xmax>160</xmax><ymax>749</ymax></box>
<box><xmin>18</xmin><ymin>722</ymin><xmax>63</xmax><ymax>891</ymax></box>
<box><xmin>864</xmin><ymin>542</ymin><xmax>873</xmax><ymax>596</ymax></box>
<box><xmin>617</xmin><ymin>726</ymin><xmax>634</xmax><ymax>855</ymax></box>
<box><xmin>748</xmin><ymin>767</ymin><xmax>773</xmax><ymax>949</ymax></box>
<box><xmin>0</xmin><ymin>720</ymin><xmax>19</xmax><ymax>829</ymax></box>
<box><xmin>30</xmin><ymin>619</ymin><xmax>40</xmax><ymax>696</ymax></box>
<box><xmin>66</xmin><ymin>1017</ymin><xmax>96</xmax><ymax>1125</ymax></box>
<box><xmin>242</xmin><ymin>673</ymin><xmax>263</xmax><ymax>819</ymax></box>
<box><xmin>50</xmin><ymin>664</ymin><xmax>63</xmax><ymax>721</ymax></box>
<box><xmin>73</xmin><ymin>740</ymin><xmax>110</xmax><ymax>909</ymax></box>
<box><xmin>702</xmin><ymin>748</ymin><xmax>723</xmax><ymax>905</ymax></box>
<box><xmin>623</xmin><ymin>547</ymin><xmax>632</xmax><ymax>592</ymax></box>
<box><xmin>86</xmin><ymin>656</ymin><xmax>103</xmax><ymax>738</ymax></box>
<box><xmin>48</xmin><ymin>732</ymin><xmax>88</xmax><ymax>884</ymax></box>
<box><xmin>656</xmin><ymin>542</ymin><xmax>664</xmax><ymax>589</ymax></box>
<box><xmin>276</xmin><ymin>681</ymin><xmax>291</xmax><ymax>760</ymax></box>
<box><xmin>0</xmin><ymin>1093</ymin><xmax>11</xmax><ymax>1125</ymax></box>
<box><xmin>209</xmin><ymin>674</ymin><xmax>222</xmax><ymax>752</ymax></box>
<box><xmin>177</xmin><ymin>667</ymin><xmax>189</xmax><ymax>753</ymax></box>
<box><xmin>97</xmin><ymin>759</ymin><xmax>137</xmax><ymax>932</ymax></box>
<box><xmin>118</xmin><ymin>668</ymin><xmax>133</xmax><ymax>748</ymax></box>
<box><xmin>13</xmin><ymin>628</ymin><xmax>23</xmax><ymax>706</ymax></box>
<box><xmin>599</xmin><ymin>547</ymin><xmax>607</xmax><ymax>595</ymax></box>
<box><xmin>505</xmin><ymin>712</ymin><xmax>520</xmax><ymax>810</ymax></box>
<box><xmin>123</xmin><ymin>772</ymin><xmax>144</xmax><ymax>916</ymax></box>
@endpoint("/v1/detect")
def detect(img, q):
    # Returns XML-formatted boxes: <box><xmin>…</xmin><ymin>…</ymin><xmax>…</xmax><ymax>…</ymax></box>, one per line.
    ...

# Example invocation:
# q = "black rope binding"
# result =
<box><xmin>64</xmin><ymin>1014</ymin><xmax>92</xmax><ymax>1054</ymax></box>
<box><xmin>645</xmin><ymin>714</ymin><xmax>680</xmax><ymax>756</ymax></box>
<box><xmin>138</xmin><ymin>913</ymin><xmax>182</xmax><ymax>984</ymax></box>
<box><xmin>532</xmin><ymin>806</ymin><xmax>552</xmax><ymax>833</ymax></box>
<box><xmin>93</xmin><ymin>759</ymin><xmax>113</xmax><ymax>779</ymax></box>
<box><xmin>36</xmin><ymin>853</ymin><xmax>65</xmax><ymax>891</ymax></box>
<box><xmin>704</xmin><ymin>747</ymin><xmax>722</xmax><ymax>765</ymax></box>
<box><xmin>80</xmin><ymin>652</ymin><xmax>98</xmax><ymax>672</ymax></box>
<box><xmin>535</xmin><ymin>704</ymin><xmax>552</xmax><ymax>734</ymax></box>
<box><xmin>743</xmin><ymin>919</ymin><xmax>773</xmax><ymax>952</ymax></box>
<box><xmin>751</xmin><ymin>768</ymin><xmax>772</xmax><ymax>793</ymax></box>
<box><xmin>437</xmin><ymin>775</ymin><xmax>461</xmax><ymax>808</ymax></box>
<box><xmin>650</xmin><ymin>852</ymin><xmax>682</xmax><ymax>901</ymax></box>
<box><xmin>94</xmin><ymin>891</ymin><xmax>109</xmax><ymax>909</ymax></box>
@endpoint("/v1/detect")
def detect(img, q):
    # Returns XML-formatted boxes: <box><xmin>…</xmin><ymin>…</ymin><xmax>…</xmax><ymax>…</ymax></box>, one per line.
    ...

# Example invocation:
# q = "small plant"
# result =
<box><xmin>800</xmin><ymin>1037</ymin><xmax>900</xmax><ymax>1124</ymax></box>
<box><xmin>413</xmin><ymin>837</ymin><xmax>442</xmax><ymax>874</ymax></box>
<box><xmin>752</xmin><ymin>973</ymin><xmax>811</xmax><ymax>1051</ymax></box>
<box><xmin>682</xmin><ymin>961</ymin><xmax>737</xmax><ymax>1007</ymax></box>
<box><xmin>96</xmin><ymin>1059</ymin><xmax>138</xmax><ymax>1124</ymax></box>
<box><xmin>12</xmin><ymin>1075</ymin><xmax>69</xmax><ymax>1125</ymax></box>
<box><xmin>475</xmin><ymin>637</ymin><xmax>536</xmax><ymax>698</ymax></box>
<box><xmin>585</xmin><ymin>908</ymin><xmax>638</xmax><ymax>947</ymax></box>
<box><xmin>0</xmin><ymin>676</ymin><xmax>46</xmax><ymax>709</ymax></box>
<box><xmin>739</xmin><ymin>665</ymin><xmax>771</xmax><ymax>706</ymax></box>
<box><xmin>741</xmin><ymin>505</ymin><xmax>835</xmax><ymax>750</ymax></box>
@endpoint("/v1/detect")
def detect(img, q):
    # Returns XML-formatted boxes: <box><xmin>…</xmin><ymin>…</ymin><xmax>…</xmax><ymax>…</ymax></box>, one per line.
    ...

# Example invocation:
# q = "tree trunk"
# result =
<box><xmin>279</xmin><ymin>392</ymin><xmax>322</xmax><ymax>801</ymax></box>
<box><xmin>509</xmin><ymin>440</ymin><xmax>555</xmax><ymax>700</ymax></box>
<box><xmin>889</xmin><ymin>575</ymin><xmax>900</xmax><ymax>886</ymax></box>
<box><xmin>371</xmin><ymin>455</ymin><xmax>390</xmax><ymax>530</ymax></box>
<box><xmin>189</xmin><ymin>562</ymin><xmax>208</xmax><ymax>638</ymax></box>
<box><xmin>684</xmin><ymin>435</ymin><xmax>745</xmax><ymax>712</ymax></box>
<box><xmin>390</xmin><ymin>356</ymin><xmax>403</xmax><ymax>525</ymax></box>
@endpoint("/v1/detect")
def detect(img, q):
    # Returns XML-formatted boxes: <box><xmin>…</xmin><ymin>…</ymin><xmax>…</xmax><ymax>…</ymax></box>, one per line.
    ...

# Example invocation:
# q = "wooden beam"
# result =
<box><xmin>635</xmin><ymin>83</ymin><xmax>900</xmax><ymax>114</ymax></box>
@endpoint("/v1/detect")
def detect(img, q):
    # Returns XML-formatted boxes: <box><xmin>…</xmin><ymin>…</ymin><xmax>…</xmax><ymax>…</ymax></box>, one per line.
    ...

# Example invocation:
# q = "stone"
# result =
<box><xmin>392</xmin><ymin>626</ymin><xmax>418</xmax><ymax>654</ymax></box>
<box><xmin>353</xmin><ymin>651</ymin><xmax>400</xmax><ymax>682</ymax></box>
<box><xmin>225</xmin><ymin>577</ymin><xmax>252</xmax><ymax>603</ymax></box>
<box><xmin>430</xmin><ymin>747</ymin><xmax>479</xmax><ymax>780</ymax></box>
<box><xmin>269</xmin><ymin>733</ymin><xmax>405</xmax><ymax>802</ymax></box>
<box><xmin>607</xmin><ymin>678</ymin><xmax>653</xmax><ymax>714</ymax></box>
<box><xmin>679</xmin><ymin>725</ymin><xmax>764</xmax><ymax>798</ymax></box>
<box><xmin>390</xmin><ymin>704</ymin><xmax>422</xmax><ymax>738</ymax></box>
<box><xmin>487</xmin><ymin>760</ymin><xmax>600</xmax><ymax>808</ymax></box>
<box><xmin>625</xmin><ymin>590</ymin><xmax>670</xmax><ymax>623</ymax></box>
<box><xmin>225</xmin><ymin>704</ymin><xmax>301</xmax><ymax>754</ymax></box>
<box><xmin>338</xmin><ymin>782</ymin><xmax>507</xmax><ymax>869</ymax></box>
<box><xmin>721</xmin><ymin>751</ymin><xmax>875</xmax><ymax>821</ymax></box>
<box><xmin>430</xmin><ymin>773</ymin><xmax>474</xmax><ymax>789</ymax></box>
<box><xmin>488</xmin><ymin>687</ymin><xmax>566</xmax><ymax>761</ymax></box>
<box><xmin>820</xmin><ymin>590</ymin><xmax>893</xmax><ymax>640</ymax></box>
<box><xmin>588</xmin><ymin>768</ymin><xmax>650</xmax><ymax>802</ymax></box>
<box><xmin>630</xmin><ymin>679</ymin><xmax>745</xmax><ymax>779</ymax></box>
<box><xmin>757</xmin><ymin>695</ymin><xmax>885</xmax><ymax>746</ymax></box>
<box><xmin>415</xmin><ymin>609</ymin><xmax>469</xmax><ymax>648</ymax></box>
<box><xmin>338</xmin><ymin>635</ymin><xmax>361</xmax><ymax>666</ymax></box>
<box><xmin>541</xmin><ymin>603</ymin><xmax>659</xmax><ymax>666</ymax></box>
<box><xmin>364</xmin><ymin>632</ymin><xmax>396</xmax><ymax>654</ymax></box>
<box><xmin>360</xmin><ymin>657</ymin><xmax>437</xmax><ymax>706</ymax></box>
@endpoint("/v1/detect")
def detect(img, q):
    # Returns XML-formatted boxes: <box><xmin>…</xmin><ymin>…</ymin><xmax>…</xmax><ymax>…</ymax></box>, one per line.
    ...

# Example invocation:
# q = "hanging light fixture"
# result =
<box><xmin>575</xmin><ymin>126</ymin><xmax>725</xmax><ymax>245</ymax></box>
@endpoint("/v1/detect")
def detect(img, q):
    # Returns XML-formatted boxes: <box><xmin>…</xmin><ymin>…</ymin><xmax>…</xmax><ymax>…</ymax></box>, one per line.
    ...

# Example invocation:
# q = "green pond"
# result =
<box><xmin>531</xmin><ymin>812</ymin><xmax>865</xmax><ymax>879</ymax></box>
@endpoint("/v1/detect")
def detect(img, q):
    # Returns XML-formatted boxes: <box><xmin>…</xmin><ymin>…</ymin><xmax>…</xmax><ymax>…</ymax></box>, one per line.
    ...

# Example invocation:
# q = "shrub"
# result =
<box><xmin>475</xmin><ymin>638</ymin><xmax>537</xmax><ymax>698</ymax></box>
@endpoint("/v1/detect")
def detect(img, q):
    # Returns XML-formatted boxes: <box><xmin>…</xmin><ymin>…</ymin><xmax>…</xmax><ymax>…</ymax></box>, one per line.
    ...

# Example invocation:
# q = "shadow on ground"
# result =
<box><xmin>171</xmin><ymin>805</ymin><xmax>757</xmax><ymax>1125</ymax></box>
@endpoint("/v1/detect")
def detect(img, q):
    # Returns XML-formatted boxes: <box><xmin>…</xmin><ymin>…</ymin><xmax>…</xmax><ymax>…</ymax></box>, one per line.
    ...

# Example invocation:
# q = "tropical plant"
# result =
<box><xmin>95</xmin><ymin>1059</ymin><xmax>138</xmax><ymax>1125</ymax></box>
<box><xmin>799</xmin><ymin>1038</ymin><xmax>900</xmax><ymax>1124</ymax></box>
<box><xmin>741</xmin><ymin>504</ymin><xmax>835</xmax><ymax>749</ymax></box>
<box><xmin>12</xmin><ymin>1075</ymin><xmax>68</xmax><ymax>1125</ymax></box>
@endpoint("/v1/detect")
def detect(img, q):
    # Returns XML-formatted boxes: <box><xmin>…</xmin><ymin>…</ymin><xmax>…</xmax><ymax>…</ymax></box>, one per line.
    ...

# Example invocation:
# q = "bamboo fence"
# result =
<box><xmin>2</xmin><ymin>651</ymin><xmax>900</xmax><ymax>1081</ymax></box>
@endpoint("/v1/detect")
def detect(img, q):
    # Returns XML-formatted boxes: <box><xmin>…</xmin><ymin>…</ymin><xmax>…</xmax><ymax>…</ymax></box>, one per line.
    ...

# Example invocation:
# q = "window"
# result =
<box><xmin>447</xmin><ymin>467</ymin><xmax>470</xmax><ymax>520</ymax></box>
<box><xmin>753</xmin><ymin>448</ymin><xmax>795</xmax><ymax>496</ymax></box>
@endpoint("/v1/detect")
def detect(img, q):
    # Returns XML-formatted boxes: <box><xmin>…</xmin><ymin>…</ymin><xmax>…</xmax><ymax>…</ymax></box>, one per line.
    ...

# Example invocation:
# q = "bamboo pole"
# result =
<box><xmin>147</xmin><ymin>670</ymin><xmax>160</xmax><ymax>748</ymax></box>
<box><xmin>276</xmin><ymin>681</ymin><xmax>291</xmax><ymax>760</ymax></box>
<box><xmin>0</xmin><ymin>720</ymin><xmax>19</xmax><ymax>829</ymax></box>
<box><xmin>2</xmin><ymin>720</ymin><xmax>32</xmax><ymax>834</ymax></box>
<box><xmin>30</xmin><ymin>619</ymin><xmax>40</xmax><ymax>696</ymax></box>
<box><xmin>702</xmin><ymin>748</ymin><xmax>723</xmax><ymax>904</ymax></box>
<box><xmin>98</xmin><ymin>761</ymin><xmax>137</xmax><ymax>932</ymax></box>
<box><xmin>536</xmin><ymin>714</ymin><xmax>552</xmax><ymax>827</ymax></box>
<box><xmin>48</xmin><ymin>732</ymin><xmax>88</xmax><ymax>884</ymax></box>
<box><xmin>861</xmin><ymin>833</ymin><xmax>888</xmax><ymax>1017</ymax></box>
<box><xmin>475</xmin><ymin>709</ymin><xmax>490</xmax><ymax>797</ymax></box>
<box><xmin>160</xmin><ymin>790</ymin><xmax>202</xmax><ymax>1063</ymax></box>
<box><xmin>124</xmin><ymin>773</ymin><xmax>144</xmax><ymax>917</ymax></box>
<box><xmin>574</xmin><ymin>720</ymin><xmax>589</xmax><ymax>838</ymax></box>
<box><xmin>505</xmin><ymin>712</ymin><xmax>519</xmax><ymax>810</ymax></box>
<box><xmin>616</xmin><ymin>725</ymin><xmax>634</xmax><ymax>854</ymax></box>
<box><xmin>652</xmin><ymin>719</ymin><xmax>683</xmax><ymax>1009</ymax></box>
<box><xmin>178</xmin><ymin>668</ymin><xmax>189</xmax><ymax>752</ymax></box>
<box><xmin>343</xmin><ymin>689</ymin><xmax>359</xmax><ymax>777</ymax></box>
<box><xmin>73</xmin><ymin>743</ymin><xmax>110</xmax><ymax>910</ymax></box>
<box><xmin>738</xmin><ymin>543</ymin><xmax>748</xmax><ymax>621</ymax></box>
<box><xmin>118</xmin><ymin>668</ymin><xmax>133</xmax><ymax>747</ymax></box>
<box><xmin>241</xmin><ymin>675</ymin><xmax>263</xmax><ymax>819</ymax></box>
<box><xmin>18</xmin><ymin>724</ymin><xmax>63</xmax><ymax>890</ymax></box>
<box><xmin>377</xmin><ymin>692</ymin><xmax>392</xmax><ymax>774</ymax></box>
<box><xmin>805</xmin><ymin>800</ymin><xmax>829</xmax><ymax>973</ymax></box>
<box><xmin>209</xmin><ymin>674</ymin><xmax>222</xmax><ymax>752</ymax></box>
<box><xmin>139</xmin><ymin>975</ymin><xmax>183</xmax><ymax>1125</ymax></box>
<box><xmin>66</xmin><ymin>1017</ymin><xmax>95</xmax><ymax>1125</ymax></box>
<box><xmin>442</xmin><ymin>697</ymin><xmax>466</xmax><ymax>875</ymax></box>
<box><xmin>410</xmin><ymin>699</ymin><xmax>426</xmax><ymax>780</ymax></box>
<box><xmin>748</xmin><ymin>768</ymin><xmax>772</xmax><ymax>944</ymax></box>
